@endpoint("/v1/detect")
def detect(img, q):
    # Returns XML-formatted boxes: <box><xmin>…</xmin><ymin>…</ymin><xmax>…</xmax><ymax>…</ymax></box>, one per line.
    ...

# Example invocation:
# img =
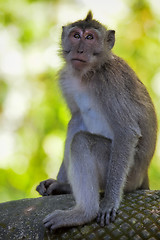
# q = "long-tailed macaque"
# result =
<box><xmin>36</xmin><ymin>11</ymin><xmax>157</xmax><ymax>230</ymax></box>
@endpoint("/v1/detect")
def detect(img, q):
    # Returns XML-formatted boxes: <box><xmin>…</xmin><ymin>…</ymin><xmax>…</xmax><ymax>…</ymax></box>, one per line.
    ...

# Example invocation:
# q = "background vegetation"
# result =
<box><xmin>0</xmin><ymin>0</ymin><xmax>160</xmax><ymax>203</ymax></box>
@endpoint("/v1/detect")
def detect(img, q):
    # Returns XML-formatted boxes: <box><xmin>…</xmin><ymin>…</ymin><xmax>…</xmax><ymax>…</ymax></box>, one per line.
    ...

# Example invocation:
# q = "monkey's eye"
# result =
<box><xmin>85</xmin><ymin>34</ymin><xmax>94</xmax><ymax>40</ymax></box>
<box><xmin>74</xmin><ymin>33</ymin><xmax>81</xmax><ymax>39</ymax></box>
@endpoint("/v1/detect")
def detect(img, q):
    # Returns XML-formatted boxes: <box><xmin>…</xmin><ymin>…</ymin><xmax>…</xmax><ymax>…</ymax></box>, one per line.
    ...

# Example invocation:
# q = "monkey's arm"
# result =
<box><xmin>97</xmin><ymin>124</ymin><xmax>141</xmax><ymax>225</ymax></box>
<box><xmin>96</xmin><ymin>74</ymin><xmax>142</xmax><ymax>225</ymax></box>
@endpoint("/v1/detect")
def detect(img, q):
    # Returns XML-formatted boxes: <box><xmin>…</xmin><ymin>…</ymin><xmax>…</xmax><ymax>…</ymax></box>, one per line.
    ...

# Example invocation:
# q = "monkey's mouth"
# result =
<box><xmin>71</xmin><ymin>58</ymin><xmax>87</xmax><ymax>70</ymax></box>
<box><xmin>71</xmin><ymin>58</ymin><xmax>86</xmax><ymax>63</ymax></box>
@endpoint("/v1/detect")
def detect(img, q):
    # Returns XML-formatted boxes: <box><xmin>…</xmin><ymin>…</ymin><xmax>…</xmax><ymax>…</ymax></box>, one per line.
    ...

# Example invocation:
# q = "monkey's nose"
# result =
<box><xmin>77</xmin><ymin>49</ymin><xmax>84</xmax><ymax>54</ymax></box>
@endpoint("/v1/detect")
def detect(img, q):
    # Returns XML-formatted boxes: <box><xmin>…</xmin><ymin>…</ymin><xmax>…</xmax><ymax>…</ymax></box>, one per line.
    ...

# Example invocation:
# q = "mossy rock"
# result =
<box><xmin>0</xmin><ymin>190</ymin><xmax>160</xmax><ymax>240</ymax></box>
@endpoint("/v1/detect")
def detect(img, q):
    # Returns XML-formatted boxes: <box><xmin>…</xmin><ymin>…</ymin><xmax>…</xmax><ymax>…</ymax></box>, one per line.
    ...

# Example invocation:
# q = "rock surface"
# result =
<box><xmin>0</xmin><ymin>191</ymin><xmax>160</xmax><ymax>240</ymax></box>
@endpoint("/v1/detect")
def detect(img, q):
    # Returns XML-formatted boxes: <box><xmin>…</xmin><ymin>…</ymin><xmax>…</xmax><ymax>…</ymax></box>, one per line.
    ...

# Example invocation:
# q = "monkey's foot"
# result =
<box><xmin>36</xmin><ymin>179</ymin><xmax>57</xmax><ymax>196</ymax></box>
<box><xmin>36</xmin><ymin>179</ymin><xmax>71</xmax><ymax>196</ymax></box>
<box><xmin>43</xmin><ymin>208</ymin><xmax>96</xmax><ymax>231</ymax></box>
<box><xmin>97</xmin><ymin>199</ymin><xmax>119</xmax><ymax>226</ymax></box>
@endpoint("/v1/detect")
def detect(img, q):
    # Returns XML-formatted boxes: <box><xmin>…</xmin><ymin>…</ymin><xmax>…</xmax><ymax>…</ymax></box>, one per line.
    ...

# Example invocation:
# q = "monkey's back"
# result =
<box><xmin>85</xmin><ymin>55</ymin><xmax>157</xmax><ymax>175</ymax></box>
<box><xmin>103</xmin><ymin>55</ymin><xmax>157</xmax><ymax>190</ymax></box>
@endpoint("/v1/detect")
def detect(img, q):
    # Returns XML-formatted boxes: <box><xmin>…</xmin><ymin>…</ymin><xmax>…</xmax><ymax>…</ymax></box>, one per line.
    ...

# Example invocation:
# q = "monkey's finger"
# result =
<box><xmin>105</xmin><ymin>211</ymin><xmax>111</xmax><ymax>225</ymax></box>
<box><xmin>100</xmin><ymin>213</ymin><xmax>106</xmax><ymax>227</ymax></box>
<box><xmin>110</xmin><ymin>208</ymin><xmax>117</xmax><ymax>222</ymax></box>
<box><xmin>96</xmin><ymin>212</ymin><xmax>102</xmax><ymax>223</ymax></box>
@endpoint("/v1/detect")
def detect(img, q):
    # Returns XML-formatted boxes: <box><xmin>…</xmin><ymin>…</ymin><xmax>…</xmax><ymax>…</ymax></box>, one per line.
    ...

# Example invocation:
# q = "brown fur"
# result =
<box><xmin>36</xmin><ymin>11</ymin><xmax>157</xmax><ymax>230</ymax></box>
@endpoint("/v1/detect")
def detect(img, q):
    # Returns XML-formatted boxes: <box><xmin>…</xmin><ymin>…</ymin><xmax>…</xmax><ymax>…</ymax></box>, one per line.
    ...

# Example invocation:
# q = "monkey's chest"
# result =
<box><xmin>74</xmin><ymin>92</ymin><xmax>113</xmax><ymax>140</ymax></box>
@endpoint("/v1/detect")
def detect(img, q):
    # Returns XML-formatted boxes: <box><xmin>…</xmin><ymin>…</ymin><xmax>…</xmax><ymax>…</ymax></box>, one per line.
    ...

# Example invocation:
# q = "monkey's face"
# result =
<box><xmin>62</xmin><ymin>27</ymin><xmax>104</xmax><ymax>71</ymax></box>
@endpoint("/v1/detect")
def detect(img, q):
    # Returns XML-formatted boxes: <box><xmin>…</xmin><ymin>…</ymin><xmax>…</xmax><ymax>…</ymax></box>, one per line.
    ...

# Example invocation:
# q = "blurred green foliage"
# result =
<box><xmin>0</xmin><ymin>0</ymin><xmax>159</xmax><ymax>203</ymax></box>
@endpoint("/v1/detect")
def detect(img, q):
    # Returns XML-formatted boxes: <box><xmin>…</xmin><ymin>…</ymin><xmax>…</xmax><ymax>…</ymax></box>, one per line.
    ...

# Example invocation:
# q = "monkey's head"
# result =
<box><xmin>61</xmin><ymin>11</ymin><xmax>115</xmax><ymax>72</ymax></box>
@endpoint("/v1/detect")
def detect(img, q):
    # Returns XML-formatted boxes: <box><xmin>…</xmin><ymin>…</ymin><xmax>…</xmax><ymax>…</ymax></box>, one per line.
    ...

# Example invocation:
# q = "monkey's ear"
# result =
<box><xmin>85</xmin><ymin>11</ymin><xmax>93</xmax><ymax>22</ymax></box>
<box><xmin>61</xmin><ymin>26</ymin><xmax>66</xmax><ymax>39</ymax></box>
<box><xmin>62</xmin><ymin>26</ymin><xmax>68</xmax><ymax>33</ymax></box>
<box><xmin>106</xmin><ymin>30</ymin><xmax>115</xmax><ymax>50</ymax></box>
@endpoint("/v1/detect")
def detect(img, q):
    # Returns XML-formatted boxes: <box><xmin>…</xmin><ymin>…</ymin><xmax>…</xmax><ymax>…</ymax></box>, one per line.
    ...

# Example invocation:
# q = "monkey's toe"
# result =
<box><xmin>36</xmin><ymin>179</ymin><xmax>57</xmax><ymax>196</ymax></box>
<box><xmin>43</xmin><ymin>210</ymin><xmax>66</xmax><ymax>231</ymax></box>
<box><xmin>36</xmin><ymin>184</ymin><xmax>47</xmax><ymax>196</ymax></box>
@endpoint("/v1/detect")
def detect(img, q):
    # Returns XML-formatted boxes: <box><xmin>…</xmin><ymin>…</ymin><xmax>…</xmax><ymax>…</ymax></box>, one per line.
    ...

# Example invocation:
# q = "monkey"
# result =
<box><xmin>36</xmin><ymin>11</ymin><xmax>157</xmax><ymax>231</ymax></box>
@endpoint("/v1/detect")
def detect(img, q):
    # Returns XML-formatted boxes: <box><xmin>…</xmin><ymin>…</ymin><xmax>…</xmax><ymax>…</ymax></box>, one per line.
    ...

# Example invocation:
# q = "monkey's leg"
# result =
<box><xmin>43</xmin><ymin>131</ymin><xmax>109</xmax><ymax>231</ymax></box>
<box><xmin>37</xmin><ymin>113</ymin><xmax>86</xmax><ymax>197</ymax></box>
<box><xmin>139</xmin><ymin>173</ymin><xmax>150</xmax><ymax>190</ymax></box>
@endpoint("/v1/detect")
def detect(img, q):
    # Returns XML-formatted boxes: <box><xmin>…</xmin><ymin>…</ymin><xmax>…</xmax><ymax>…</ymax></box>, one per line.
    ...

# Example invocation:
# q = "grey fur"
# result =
<box><xmin>36</xmin><ymin>11</ymin><xmax>157</xmax><ymax>230</ymax></box>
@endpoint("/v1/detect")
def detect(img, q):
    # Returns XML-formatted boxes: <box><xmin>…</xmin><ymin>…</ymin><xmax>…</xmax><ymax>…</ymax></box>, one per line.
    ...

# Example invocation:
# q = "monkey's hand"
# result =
<box><xmin>36</xmin><ymin>179</ymin><xmax>71</xmax><ymax>196</ymax></box>
<box><xmin>97</xmin><ymin>198</ymin><xmax>119</xmax><ymax>226</ymax></box>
